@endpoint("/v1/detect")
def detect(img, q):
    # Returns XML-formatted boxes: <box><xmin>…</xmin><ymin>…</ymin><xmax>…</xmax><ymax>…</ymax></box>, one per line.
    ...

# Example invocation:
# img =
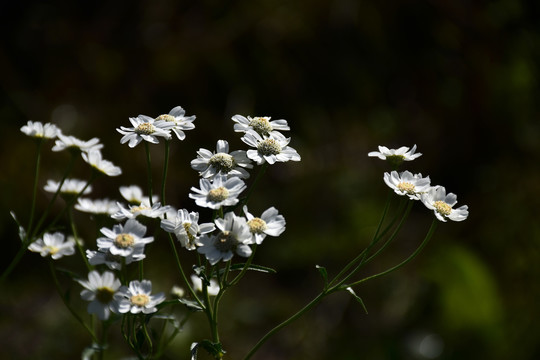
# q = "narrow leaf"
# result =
<box><xmin>346</xmin><ymin>287</ymin><xmax>369</xmax><ymax>314</ymax></box>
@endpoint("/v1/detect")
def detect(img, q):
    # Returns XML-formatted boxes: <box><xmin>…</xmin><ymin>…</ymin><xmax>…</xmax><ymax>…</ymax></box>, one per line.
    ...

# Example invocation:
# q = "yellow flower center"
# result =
<box><xmin>96</xmin><ymin>287</ymin><xmax>115</xmax><ymax>303</ymax></box>
<box><xmin>249</xmin><ymin>117</ymin><xmax>273</xmax><ymax>135</ymax></box>
<box><xmin>258</xmin><ymin>139</ymin><xmax>282</xmax><ymax>156</ymax></box>
<box><xmin>397</xmin><ymin>182</ymin><xmax>415</xmax><ymax>194</ymax></box>
<box><xmin>114</xmin><ymin>233</ymin><xmax>135</xmax><ymax>248</ymax></box>
<box><xmin>209</xmin><ymin>153</ymin><xmax>236</xmax><ymax>172</ymax></box>
<box><xmin>433</xmin><ymin>201</ymin><xmax>452</xmax><ymax>216</ymax></box>
<box><xmin>247</xmin><ymin>217</ymin><xmax>267</xmax><ymax>234</ymax></box>
<box><xmin>156</xmin><ymin>114</ymin><xmax>176</xmax><ymax>122</ymax></box>
<box><xmin>44</xmin><ymin>245</ymin><xmax>59</xmax><ymax>255</ymax></box>
<box><xmin>131</xmin><ymin>205</ymin><xmax>150</xmax><ymax>213</ymax></box>
<box><xmin>208</xmin><ymin>187</ymin><xmax>229</xmax><ymax>202</ymax></box>
<box><xmin>135</xmin><ymin>123</ymin><xmax>156</xmax><ymax>135</ymax></box>
<box><xmin>130</xmin><ymin>293</ymin><xmax>150</xmax><ymax>307</ymax></box>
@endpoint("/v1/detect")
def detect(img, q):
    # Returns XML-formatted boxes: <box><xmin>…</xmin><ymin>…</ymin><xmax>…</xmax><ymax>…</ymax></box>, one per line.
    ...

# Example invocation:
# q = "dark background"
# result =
<box><xmin>1</xmin><ymin>0</ymin><xmax>539</xmax><ymax>359</ymax></box>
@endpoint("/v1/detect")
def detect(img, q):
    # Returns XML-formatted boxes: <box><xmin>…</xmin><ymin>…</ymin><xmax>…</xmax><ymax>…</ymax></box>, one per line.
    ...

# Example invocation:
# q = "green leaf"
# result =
<box><xmin>315</xmin><ymin>265</ymin><xmax>328</xmax><ymax>287</ymax></box>
<box><xmin>177</xmin><ymin>298</ymin><xmax>204</xmax><ymax>311</ymax></box>
<box><xmin>216</xmin><ymin>263</ymin><xmax>277</xmax><ymax>275</ymax></box>
<box><xmin>191</xmin><ymin>340</ymin><xmax>226</xmax><ymax>359</ymax></box>
<box><xmin>346</xmin><ymin>287</ymin><xmax>369</xmax><ymax>314</ymax></box>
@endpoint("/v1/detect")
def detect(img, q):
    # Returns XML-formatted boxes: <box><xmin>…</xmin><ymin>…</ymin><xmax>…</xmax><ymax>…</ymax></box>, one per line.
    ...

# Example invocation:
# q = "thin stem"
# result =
<box><xmin>238</xmin><ymin>163</ymin><xmax>268</xmax><ymax>209</ymax></box>
<box><xmin>229</xmin><ymin>245</ymin><xmax>257</xmax><ymax>286</ymax></box>
<box><xmin>141</xmin><ymin>314</ymin><xmax>153</xmax><ymax>356</ymax></box>
<box><xmin>27</xmin><ymin>139</ymin><xmax>44</xmax><ymax>233</ymax></box>
<box><xmin>161</xmin><ymin>140</ymin><xmax>170</xmax><ymax>206</ymax></box>
<box><xmin>68</xmin><ymin>208</ymin><xmax>91</xmax><ymax>271</ymax></box>
<box><xmin>144</xmin><ymin>142</ymin><xmax>154</xmax><ymax>206</ymax></box>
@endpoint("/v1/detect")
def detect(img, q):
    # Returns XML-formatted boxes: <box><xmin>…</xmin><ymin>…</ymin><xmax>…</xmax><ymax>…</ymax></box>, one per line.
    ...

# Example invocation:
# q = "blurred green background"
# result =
<box><xmin>1</xmin><ymin>0</ymin><xmax>539</xmax><ymax>359</ymax></box>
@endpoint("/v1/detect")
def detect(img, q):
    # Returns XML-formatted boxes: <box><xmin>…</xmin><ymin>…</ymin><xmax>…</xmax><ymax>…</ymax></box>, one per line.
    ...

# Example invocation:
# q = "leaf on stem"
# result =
<box><xmin>315</xmin><ymin>265</ymin><xmax>328</xmax><ymax>288</ymax></box>
<box><xmin>346</xmin><ymin>287</ymin><xmax>369</xmax><ymax>314</ymax></box>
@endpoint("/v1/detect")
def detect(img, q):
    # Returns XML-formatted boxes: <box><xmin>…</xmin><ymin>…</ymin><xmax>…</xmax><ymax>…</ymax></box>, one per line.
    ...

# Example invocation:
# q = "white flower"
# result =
<box><xmin>28</xmin><ymin>232</ymin><xmax>75</xmax><ymax>259</ymax></box>
<box><xmin>421</xmin><ymin>186</ymin><xmax>469</xmax><ymax>222</ymax></box>
<box><xmin>75</xmin><ymin>198</ymin><xmax>120</xmax><ymax>215</ymax></box>
<box><xmin>111</xmin><ymin>201</ymin><xmax>171</xmax><ymax>220</ymax></box>
<box><xmin>86</xmin><ymin>247</ymin><xmax>146</xmax><ymax>270</ymax></box>
<box><xmin>155</xmin><ymin>106</ymin><xmax>196</xmax><ymax>140</ymax></box>
<box><xmin>160</xmin><ymin>209</ymin><xmax>215</xmax><ymax>250</ymax></box>
<box><xmin>97</xmin><ymin>219</ymin><xmax>154</xmax><ymax>257</ymax></box>
<box><xmin>368</xmin><ymin>145</ymin><xmax>422</xmax><ymax>166</ymax></box>
<box><xmin>171</xmin><ymin>285</ymin><xmax>185</xmax><ymax>298</ymax></box>
<box><xmin>119</xmin><ymin>185</ymin><xmax>157</xmax><ymax>204</ymax></box>
<box><xmin>241</xmin><ymin>130</ymin><xmax>301</xmax><ymax>165</ymax></box>
<box><xmin>197</xmin><ymin>212</ymin><xmax>252</xmax><ymax>265</ymax></box>
<box><xmin>20</xmin><ymin>121</ymin><xmax>59</xmax><ymax>139</ymax></box>
<box><xmin>242</xmin><ymin>206</ymin><xmax>286</xmax><ymax>245</ymax></box>
<box><xmin>383</xmin><ymin>171</ymin><xmax>431</xmax><ymax>200</ymax></box>
<box><xmin>52</xmin><ymin>133</ymin><xmax>103</xmax><ymax>153</ymax></box>
<box><xmin>189</xmin><ymin>175</ymin><xmax>246</xmax><ymax>210</ymax></box>
<box><xmin>190</xmin><ymin>274</ymin><xmax>220</xmax><ymax>296</ymax></box>
<box><xmin>191</xmin><ymin>140</ymin><xmax>253</xmax><ymax>179</ymax></box>
<box><xmin>117</xmin><ymin>115</ymin><xmax>175</xmax><ymax>148</ymax></box>
<box><xmin>114</xmin><ymin>280</ymin><xmax>165</xmax><ymax>314</ymax></box>
<box><xmin>231</xmin><ymin>115</ymin><xmax>290</xmax><ymax>137</ymax></box>
<box><xmin>44</xmin><ymin>178</ymin><xmax>92</xmax><ymax>195</ymax></box>
<box><xmin>82</xmin><ymin>149</ymin><xmax>122</xmax><ymax>177</ymax></box>
<box><xmin>78</xmin><ymin>271</ymin><xmax>121</xmax><ymax>320</ymax></box>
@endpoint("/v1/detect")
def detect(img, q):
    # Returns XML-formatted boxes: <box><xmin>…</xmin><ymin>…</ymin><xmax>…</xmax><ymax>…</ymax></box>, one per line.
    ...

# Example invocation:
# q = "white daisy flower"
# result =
<box><xmin>119</xmin><ymin>185</ymin><xmax>158</xmax><ymax>204</ymax></box>
<box><xmin>190</xmin><ymin>274</ymin><xmax>220</xmax><ymax>296</ymax></box>
<box><xmin>44</xmin><ymin>178</ymin><xmax>92</xmax><ymax>195</ymax></box>
<box><xmin>171</xmin><ymin>285</ymin><xmax>185</xmax><ymax>298</ymax></box>
<box><xmin>28</xmin><ymin>232</ymin><xmax>75</xmax><ymax>260</ymax></box>
<box><xmin>82</xmin><ymin>149</ymin><xmax>122</xmax><ymax>177</ymax></box>
<box><xmin>190</xmin><ymin>140</ymin><xmax>253</xmax><ymax>180</ymax></box>
<box><xmin>20</xmin><ymin>121</ymin><xmax>59</xmax><ymax>139</ymax></box>
<box><xmin>160</xmin><ymin>209</ymin><xmax>215</xmax><ymax>250</ymax></box>
<box><xmin>117</xmin><ymin>115</ymin><xmax>174</xmax><ymax>148</ymax></box>
<box><xmin>86</xmin><ymin>247</ymin><xmax>146</xmax><ymax>270</ymax></box>
<box><xmin>75</xmin><ymin>198</ymin><xmax>120</xmax><ymax>215</ymax></box>
<box><xmin>231</xmin><ymin>115</ymin><xmax>290</xmax><ymax>137</ymax></box>
<box><xmin>241</xmin><ymin>130</ymin><xmax>301</xmax><ymax>165</ymax></box>
<box><xmin>383</xmin><ymin>171</ymin><xmax>431</xmax><ymax>200</ymax></box>
<box><xmin>111</xmin><ymin>201</ymin><xmax>171</xmax><ymax>220</ymax></box>
<box><xmin>197</xmin><ymin>212</ymin><xmax>252</xmax><ymax>265</ymax></box>
<box><xmin>114</xmin><ymin>280</ymin><xmax>165</xmax><ymax>314</ymax></box>
<box><xmin>51</xmin><ymin>133</ymin><xmax>103</xmax><ymax>153</ymax></box>
<box><xmin>155</xmin><ymin>106</ymin><xmax>196</xmax><ymax>140</ymax></box>
<box><xmin>368</xmin><ymin>145</ymin><xmax>422</xmax><ymax>166</ymax></box>
<box><xmin>421</xmin><ymin>186</ymin><xmax>469</xmax><ymax>222</ymax></box>
<box><xmin>78</xmin><ymin>271</ymin><xmax>121</xmax><ymax>320</ymax></box>
<box><xmin>189</xmin><ymin>175</ymin><xmax>246</xmax><ymax>210</ymax></box>
<box><xmin>97</xmin><ymin>219</ymin><xmax>154</xmax><ymax>257</ymax></box>
<box><xmin>242</xmin><ymin>206</ymin><xmax>286</xmax><ymax>245</ymax></box>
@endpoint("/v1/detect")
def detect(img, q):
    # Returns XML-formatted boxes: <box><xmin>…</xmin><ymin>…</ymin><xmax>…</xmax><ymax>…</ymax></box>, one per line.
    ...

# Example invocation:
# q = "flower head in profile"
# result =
<box><xmin>191</xmin><ymin>274</ymin><xmax>220</xmax><ymax>296</ymax></box>
<box><xmin>119</xmin><ymin>185</ymin><xmax>157</xmax><ymax>204</ymax></box>
<box><xmin>368</xmin><ymin>145</ymin><xmax>422</xmax><ymax>167</ymax></box>
<box><xmin>75</xmin><ymin>198</ymin><xmax>120</xmax><ymax>215</ymax></box>
<box><xmin>117</xmin><ymin>115</ymin><xmax>175</xmax><ymax>148</ymax></box>
<box><xmin>87</xmin><ymin>247</ymin><xmax>146</xmax><ymax>270</ymax></box>
<box><xmin>52</xmin><ymin>133</ymin><xmax>103</xmax><ymax>153</ymax></box>
<box><xmin>97</xmin><ymin>219</ymin><xmax>154</xmax><ymax>257</ymax></box>
<box><xmin>383</xmin><ymin>171</ymin><xmax>431</xmax><ymax>200</ymax></box>
<box><xmin>241</xmin><ymin>130</ymin><xmax>301</xmax><ymax>165</ymax></box>
<box><xmin>28</xmin><ymin>232</ymin><xmax>75</xmax><ymax>260</ymax></box>
<box><xmin>82</xmin><ymin>149</ymin><xmax>122</xmax><ymax>177</ymax></box>
<box><xmin>231</xmin><ymin>115</ymin><xmax>290</xmax><ymax>137</ymax></box>
<box><xmin>155</xmin><ymin>106</ymin><xmax>196</xmax><ymax>140</ymax></box>
<box><xmin>421</xmin><ymin>186</ymin><xmax>469</xmax><ymax>222</ymax></box>
<box><xmin>191</xmin><ymin>140</ymin><xmax>253</xmax><ymax>180</ymax></box>
<box><xmin>78</xmin><ymin>271</ymin><xmax>121</xmax><ymax>320</ymax></box>
<box><xmin>20</xmin><ymin>121</ymin><xmax>59</xmax><ymax>139</ymax></box>
<box><xmin>160</xmin><ymin>209</ymin><xmax>215</xmax><ymax>250</ymax></box>
<box><xmin>197</xmin><ymin>212</ymin><xmax>252</xmax><ymax>265</ymax></box>
<box><xmin>111</xmin><ymin>201</ymin><xmax>170</xmax><ymax>220</ymax></box>
<box><xmin>243</xmin><ymin>206</ymin><xmax>286</xmax><ymax>244</ymax></box>
<box><xmin>114</xmin><ymin>280</ymin><xmax>165</xmax><ymax>314</ymax></box>
<box><xmin>44</xmin><ymin>178</ymin><xmax>92</xmax><ymax>196</ymax></box>
<box><xmin>189</xmin><ymin>175</ymin><xmax>246</xmax><ymax>210</ymax></box>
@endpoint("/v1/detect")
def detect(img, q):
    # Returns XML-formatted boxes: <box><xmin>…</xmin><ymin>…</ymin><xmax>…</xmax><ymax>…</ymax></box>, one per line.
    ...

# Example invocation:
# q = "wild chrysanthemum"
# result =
<box><xmin>20</xmin><ymin>121</ymin><xmax>60</xmax><ymax>139</ymax></box>
<box><xmin>243</xmin><ymin>206</ymin><xmax>286</xmax><ymax>244</ymax></box>
<box><xmin>82</xmin><ymin>149</ymin><xmax>122</xmax><ymax>176</ymax></box>
<box><xmin>155</xmin><ymin>106</ymin><xmax>196</xmax><ymax>140</ymax></box>
<box><xmin>191</xmin><ymin>140</ymin><xmax>253</xmax><ymax>179</ymax></box>
<box><xmin>97</xmin><ymin>219</ymin><xmax>154</xmax><ymax>257</ymax></box>
<box><xmin>241</xmin><ymin>130</ymin><xmax>301</xmax><ymax>165</ymax></box>
<box><xmin>383</xmin><ymin>171</ymin><xmax>431</xmax><ymax>200</ymax></box>
<box><xmin>368</xmin><ymin>145</ymin><xmax>422</xmax><ymax>167</ymax></box>
<box><xmin>52</xmin><ymin>133</ymin><xmax>103</xmax><ymax>153</ymax></box>
<box><xmin>119</xmin><ymin>185</ymin><xmax>157</xmax><ymax>204</ymax></box>
<box><xmin>75</xmin><ymin>198</ymin><xmax>119</xmax><ymax>215</ymax></box>
<box><xmin>44</xmin><ymin>178</ymin><xmax>92</xmax><ymax>196</ymax></box>
<box><xmin>189</xmin><ymin>175</ymin><xmax>246</xmax><ymax>210</ymax></box>
<box><xmin>111</xmin><ymin>201</ymin><xmax>170</xmax><ymax>220</ymax></box>
<box><xmin>421</xmin><ymin>186</ymin><xmax>469</xmax><ymax>222</ymax></box>
<box><xmin>191</xmin><ymin>274</ymin><xmax>220</xmax><ymax>296</ymax></box>
<box><xmin>160</xmin><ymin>209</ymin><xmax>215</xmax><ymax>250</ymax></box>
<box><xmin>87</xmin><ymin>247</ymin><xmax>146</xmax><ymax>270</ymax></box>
<box><xmin>231</xmin><ymin>115</ymin><xmax>290</xmax><ymax>137</ymax></box>
<box><xmin>117</xmin><ymin>115</ymin><xmax>174</xmax><ymax>148</ymax></box>
<box><xmin>28</xmin><ymin>232</ymin><xmax>75</xmax><ymax>259</ymax></box>
<box><xmin>78</xmin><ymin>271</ymin><xmax>121</xmax><ymax>320</ymax></box>
<box><xmin>114</xmin><ymin>280</ymin><xmax>165</xmax><ymax>314</ymax></box>
<box><xmin>197</xmin><ymin>212</ymin><xmax>252</xmax><ymax>265</ymax></box>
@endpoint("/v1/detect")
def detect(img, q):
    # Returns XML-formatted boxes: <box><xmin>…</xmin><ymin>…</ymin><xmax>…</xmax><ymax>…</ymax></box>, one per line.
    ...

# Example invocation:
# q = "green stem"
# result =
<box><xmin>239</xmin><ymin>163</ymin><xmax>268</xmax><ymax>209</ymax></box>
<box><xmin>161</xmin><ymin>140</ymin><xmax>170</xmax><ymax>206</ymax></box>
<box><xmin>229</xmin><ymin>245</ymin><xmax>257</xmax><ymax>286</ymax></box>
<box><xmin>141</xmin><ymin>314</ymin><xmax>153</xmax><ymax>356</ymax></box>
<box><xmin>68</xmin><ymin>208</ymin><xmax>91</xmax><ymax>271</ymax></box>
<box><xmin>27</xmin><ymin>139</ymin><xmax>44</xmax><ymax>233</ymax></box>
<box><xmin>144</xmin><ymin>142</ymin><xmax>154</xmax><ymax>206</ymax></box>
